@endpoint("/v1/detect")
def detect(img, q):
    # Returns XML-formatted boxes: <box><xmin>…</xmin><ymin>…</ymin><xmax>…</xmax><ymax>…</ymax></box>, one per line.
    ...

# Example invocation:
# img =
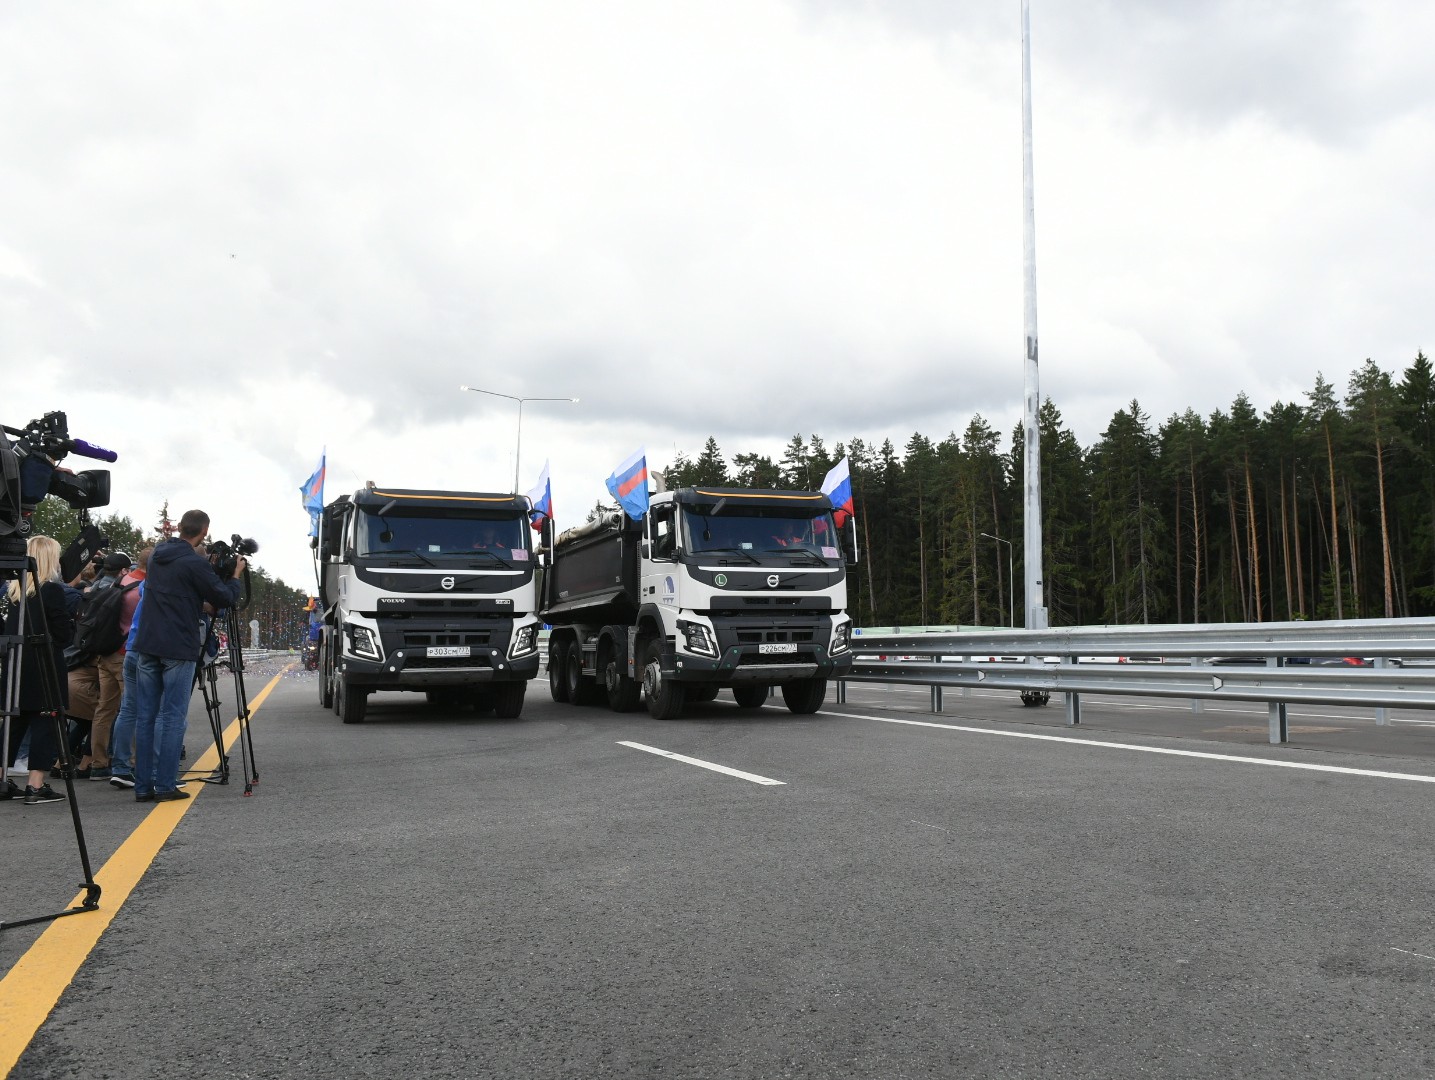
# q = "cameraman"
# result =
<box><xmin>129</xmin><ymin>510</ymin><xmax>244</xmax><ymax>803</ymax></box>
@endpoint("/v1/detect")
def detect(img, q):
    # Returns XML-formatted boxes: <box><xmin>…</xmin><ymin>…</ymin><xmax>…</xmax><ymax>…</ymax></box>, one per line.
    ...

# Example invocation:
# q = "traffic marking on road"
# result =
<box><xmin>0</xmin><ymin>668</ymin><xmax>287</xmax><ymax>1078</ymax></box>
<box><xmin>820</xmin><ymin>709</ymin><xmax>1435</xmax><ymax>784</ymax></box>
<box><xmin>617</xmin><ymin>741</ymin><xmax>786</xmax><ymax>786</ymax></box>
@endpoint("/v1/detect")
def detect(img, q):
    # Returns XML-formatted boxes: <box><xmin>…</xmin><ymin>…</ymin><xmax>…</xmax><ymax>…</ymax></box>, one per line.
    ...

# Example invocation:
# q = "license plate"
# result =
<box><xmin>759</xmin><ymin>643</ymin><xmax>797</xmax><ymax>655</ymax></box>
<box><xmin>427</xmin><ymin>646</ymin><xmax>471</xmax><ymax>658</ymax></box>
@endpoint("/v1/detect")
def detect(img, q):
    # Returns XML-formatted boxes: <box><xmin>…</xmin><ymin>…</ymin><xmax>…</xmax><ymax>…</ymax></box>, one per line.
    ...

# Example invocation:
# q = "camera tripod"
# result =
<box><xmin>0</xmin><ymin>550</ymin><xmax>102</xmax><ymax>932</ymax></box>
<box><xmin>187</xmin><ymin>604</ymin><xmax>259</xmax><ymax>795</ymax></box>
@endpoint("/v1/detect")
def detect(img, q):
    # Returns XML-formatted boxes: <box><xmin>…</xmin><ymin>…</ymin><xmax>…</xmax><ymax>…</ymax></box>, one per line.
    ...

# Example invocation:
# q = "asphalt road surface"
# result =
<box><xmin>3</xmin><ymin>662</ymin><xmax>1434</xmax><ymax>1079</ymax></box>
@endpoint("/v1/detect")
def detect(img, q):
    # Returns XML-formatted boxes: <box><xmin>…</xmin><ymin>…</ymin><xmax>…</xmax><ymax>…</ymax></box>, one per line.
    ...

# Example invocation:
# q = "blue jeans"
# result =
<box><xmin>109</xmin><ymin>651</ymin><xmax>141</xmax><ymax>777</ymax></box>
<box><xmin>133</xmin><ymin>652</ymin><xmax>196</xmax><ymax>796</ymax></box>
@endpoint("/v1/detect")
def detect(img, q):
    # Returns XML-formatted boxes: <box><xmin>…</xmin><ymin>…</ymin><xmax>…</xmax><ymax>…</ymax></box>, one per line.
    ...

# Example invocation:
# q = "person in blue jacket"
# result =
<box><xmin>129</xmin><ymin>509</ymin><xmax>245</xmax><ymax>802</ymax></box>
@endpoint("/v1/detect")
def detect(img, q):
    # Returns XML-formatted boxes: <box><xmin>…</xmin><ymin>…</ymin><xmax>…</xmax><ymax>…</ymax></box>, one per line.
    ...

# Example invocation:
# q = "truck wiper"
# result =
<box><xmin>764</xmin><ymin>547</ymin><xmax>829</xmax><ymax>565</ymax></box>
<box><xmin>700</xmin><ymin>547</ymin><xmax>760</xmax><ymax>565</ymax></box>
<box><xmin>466</xmin><ymin>549</ymin><xmax>513</xmax><ymax>568</ymax></box>
<box><xmin>381</xmin><ymin>549</ymin><xmax>439</xmax><ymax>567</ymax></box>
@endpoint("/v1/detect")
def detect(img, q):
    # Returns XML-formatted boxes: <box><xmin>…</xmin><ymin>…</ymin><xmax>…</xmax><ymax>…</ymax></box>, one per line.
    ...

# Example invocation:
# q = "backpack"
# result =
<box><xmin>73</xmin><ymin>579</ymin><xmax>140</xmax><ymax>659</ymax></box>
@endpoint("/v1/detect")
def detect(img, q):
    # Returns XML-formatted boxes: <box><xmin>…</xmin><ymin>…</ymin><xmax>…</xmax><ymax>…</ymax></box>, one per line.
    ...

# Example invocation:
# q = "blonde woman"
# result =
<box><xmin>3</xmin><ymin>534</ymin><xmax>73</xmax><ymax>804</ymax></box>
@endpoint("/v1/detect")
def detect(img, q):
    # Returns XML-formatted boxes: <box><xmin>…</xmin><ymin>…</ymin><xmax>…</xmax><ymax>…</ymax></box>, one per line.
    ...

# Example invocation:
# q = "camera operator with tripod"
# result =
<box><xmin>2</xmin><ymin>536</ymin><xmax>73</xmax><ymax>804</ymax></box>
<box><xmin>129</xmin><ymin>510</ymin><xmax>244</xmax><ymax>803</ymax></box>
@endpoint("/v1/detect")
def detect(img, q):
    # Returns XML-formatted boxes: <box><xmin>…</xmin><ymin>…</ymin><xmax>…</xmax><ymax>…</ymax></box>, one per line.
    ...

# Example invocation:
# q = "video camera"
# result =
<box><xmin>207</xmin><ymin>534</ymin><xmax>259</xmax><ymax>579</ymax></box>
<box><xmin>0</xmin><ymin>411</ymin><xmax>115</xmax><ymax>556</ymax></box>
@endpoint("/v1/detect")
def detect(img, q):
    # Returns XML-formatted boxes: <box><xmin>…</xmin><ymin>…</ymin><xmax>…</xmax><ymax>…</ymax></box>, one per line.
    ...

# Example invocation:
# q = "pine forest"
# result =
<box><xmin>660</xmin><ymin>354</ymin><xmax>1435</xmax><ymax>630</ymax></box>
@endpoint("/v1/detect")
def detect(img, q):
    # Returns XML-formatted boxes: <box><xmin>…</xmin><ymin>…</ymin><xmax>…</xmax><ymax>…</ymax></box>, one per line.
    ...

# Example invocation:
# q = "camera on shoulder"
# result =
<box><xmin>207</xmin><ymin>533</ymin><xmax>259</xmax><ymax>578</ymax></box>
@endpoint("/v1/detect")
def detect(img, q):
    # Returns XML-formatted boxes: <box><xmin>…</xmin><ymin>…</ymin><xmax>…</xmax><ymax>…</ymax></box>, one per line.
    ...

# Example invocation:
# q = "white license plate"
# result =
<box><xmin>758</xmin><ymin>642</ymin><xmax>797</xmax><ymax>654</ymax></box>
<box><xmin>427</xmin><ymin>646</ymin><xmax>471</xmax><ymax>658</ymax></box>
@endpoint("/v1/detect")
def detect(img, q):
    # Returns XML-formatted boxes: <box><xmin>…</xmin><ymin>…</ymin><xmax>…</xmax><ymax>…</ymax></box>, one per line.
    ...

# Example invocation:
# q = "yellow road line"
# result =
<box><xmin>0</xmin><ymin>667</ymin><xmax>288</xmax><ymax>1078</ymax></box>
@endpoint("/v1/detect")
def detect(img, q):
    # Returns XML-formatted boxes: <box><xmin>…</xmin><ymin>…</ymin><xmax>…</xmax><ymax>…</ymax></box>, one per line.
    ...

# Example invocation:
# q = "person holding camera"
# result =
<box><xmin>2</xmin><ymin>535</ymin><xmax>72</xmax><ymax>805</ymax></box>
<box><xmin>129</xmin><ymin>510</ymin><xmax>243</xmax><ymax>803</ymax></box>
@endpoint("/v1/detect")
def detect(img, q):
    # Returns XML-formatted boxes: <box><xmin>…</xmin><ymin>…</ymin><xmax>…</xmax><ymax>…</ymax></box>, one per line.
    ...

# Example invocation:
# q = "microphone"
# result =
<box><xmin>68</xmin><ymin>439</ymin><xmax>119</xmax><ymax>463</ymax></box>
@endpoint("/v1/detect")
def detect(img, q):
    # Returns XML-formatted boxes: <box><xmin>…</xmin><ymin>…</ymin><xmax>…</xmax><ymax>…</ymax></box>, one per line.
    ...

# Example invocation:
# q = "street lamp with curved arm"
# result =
<box><xmin>980</xmin><ymin>532</ymin><xmax>1015</xmax><ymax>629</ymax></box>
<box><xmin>459</xmin><ymin>385</ymin><xmax>579</xmax><ymax>494</ymax></box>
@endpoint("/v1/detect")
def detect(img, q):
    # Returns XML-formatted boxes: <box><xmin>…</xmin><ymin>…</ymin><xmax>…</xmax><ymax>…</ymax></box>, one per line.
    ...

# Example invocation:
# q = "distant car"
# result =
<box><xmin>1209</xmin><ymin>656</ymin><xmax>1371</xmax><ymax>666</ymax></box>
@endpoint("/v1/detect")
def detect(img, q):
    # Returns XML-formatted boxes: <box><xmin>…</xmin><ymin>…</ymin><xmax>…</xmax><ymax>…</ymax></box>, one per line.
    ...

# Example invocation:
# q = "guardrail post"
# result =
<box><xmin>1267</xmin><ymin>656</ymin><xmax>1288</xmax><ymax>744</ymax></box>
<box><xmin>1062</xmin><ymin>657</ymin><xmax>1079</xmax><ymax>725</ymax></box>
<box><xmin>1190</xmin><ymin>656</ymin><xmax>1205</xmax><ymax>713</ymax></box>
<box><xmin>930</xmin><ymin>684</ymin><xmax>942</xmax><ymax>712</ymax></box>
<box><xmin>836</xmin><ymin>678</ymin><xmax>848</xmax><ymax>704</ymax></box>
<box><xmin>1374</xmin><ymin>656</ymin><xmax>1388</xmax><ymax>725</ymax></box>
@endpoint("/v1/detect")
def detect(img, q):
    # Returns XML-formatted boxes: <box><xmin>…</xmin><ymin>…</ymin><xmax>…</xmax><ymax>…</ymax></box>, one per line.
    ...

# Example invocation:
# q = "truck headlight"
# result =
<box><xmin>348</xmin><ymin>624</ymin><xmax>382</xmax><ymax>661</ymax></box>
<box><xmin>829</xmin><ymin>619</ymin><xmax>852</xmax><ymax>656</ymax></box>
<box><xmin>678</xmin><ymin>619</ymin><xmax>718</xmax><ymax>658</ymax></box>
<box><xmin>508</xmin><ymin>624</ymin><xmax>538</xmax><ymax>659</ymax></box>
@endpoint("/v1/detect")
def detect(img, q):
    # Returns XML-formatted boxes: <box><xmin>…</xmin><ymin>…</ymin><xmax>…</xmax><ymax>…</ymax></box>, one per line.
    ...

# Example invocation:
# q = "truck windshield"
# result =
<box><xmin>356</xmin><ymin>511</ymin><xmax>530</xmax><ymax>560</ymax></box>
<box><xmin>683</xmin><ymin>508</ymin><xmax>840</xmax><ymax>559</ymax></box>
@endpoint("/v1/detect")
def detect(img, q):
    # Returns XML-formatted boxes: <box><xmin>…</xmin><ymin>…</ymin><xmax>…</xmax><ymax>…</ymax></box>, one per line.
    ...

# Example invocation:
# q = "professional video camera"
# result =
<box><xmin>0</xmin><ymin>411</ymin><xmax>115</xmax><ymax>558</ymax></box>
<box><xmin>207</xmin><ymin>534</ymin><xmax>260</xmax><ymax>580</ymax></box>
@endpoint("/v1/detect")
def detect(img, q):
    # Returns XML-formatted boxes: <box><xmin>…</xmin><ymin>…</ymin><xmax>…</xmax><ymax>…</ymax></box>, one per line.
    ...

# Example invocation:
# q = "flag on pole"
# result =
<box><xmin>605</xmin><ymin>446</ymin><xmax>650</xmax><ymax>520</ymax></box>
<box><xmin>526</xmin><ymin>460</ymin><xmax>553</xmax><ymax>533</ymax></box>
<box><xmin>820</xmin><ymin>457</ymin><xmax>854</xmax><ymax>528</ymax></box>
<box><xmin>300</xmin><ymin>452</ymin><xmax>326</xmax><ymax>537</ymax></box>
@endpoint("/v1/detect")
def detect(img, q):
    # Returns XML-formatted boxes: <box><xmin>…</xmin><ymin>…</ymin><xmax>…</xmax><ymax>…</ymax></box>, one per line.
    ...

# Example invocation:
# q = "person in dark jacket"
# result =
<box><xmin>2</xmin><ymin>535</ymin><xmax>72</xmax><ymax>804</ymax></box>
<box><xmin>130</xmin><ymin>510</ymin><xmax>244</xmax><ymax>802</ymax></box>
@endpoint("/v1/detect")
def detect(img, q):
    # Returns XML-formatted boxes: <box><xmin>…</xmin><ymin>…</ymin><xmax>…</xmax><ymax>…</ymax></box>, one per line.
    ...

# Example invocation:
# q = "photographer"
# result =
<box><xmin>129</xmin><ymin>510</ymin><xmax>243</xmax><ymax>803</ymax></box>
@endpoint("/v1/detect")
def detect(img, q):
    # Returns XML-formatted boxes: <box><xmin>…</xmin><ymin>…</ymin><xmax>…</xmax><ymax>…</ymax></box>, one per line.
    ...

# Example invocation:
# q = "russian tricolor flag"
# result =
<box><xmin>526</xmin><ymin>460</ymin><xmax>553</xmax><ymax>533</ymax></box>
<box><xmin>300</xmin><ymin>452</ymin><xmax>326</xmax><ymax>537</ymax></box>
<box><xmin>821</xmin><ymin>457</ymin><xmax>854</xmax><ymax>528</ymax></box>
<box><xmin>605</xmin><ymin>446</ymin><xmax>650</xmax><ymax>520</ymax></box>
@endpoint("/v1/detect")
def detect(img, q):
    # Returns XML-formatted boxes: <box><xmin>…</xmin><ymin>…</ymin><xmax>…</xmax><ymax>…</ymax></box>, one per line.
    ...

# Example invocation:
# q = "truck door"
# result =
<box><xmin>642</xmin><ymin>503</ymin><xmax>679</xmax><ymax>612</ymax></box>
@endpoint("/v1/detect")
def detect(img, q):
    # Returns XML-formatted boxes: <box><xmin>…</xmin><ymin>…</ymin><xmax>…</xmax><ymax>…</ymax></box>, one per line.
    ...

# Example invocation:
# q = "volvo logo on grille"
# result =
<box><xmin>767</xmin><ymin>574</ymin><xmax>780</xmax><ymax>588</ymax></box>
<box><xmin>441</xmin><ymin>576</ymin><xmax>456</xmax><ymax>590</ymax></box>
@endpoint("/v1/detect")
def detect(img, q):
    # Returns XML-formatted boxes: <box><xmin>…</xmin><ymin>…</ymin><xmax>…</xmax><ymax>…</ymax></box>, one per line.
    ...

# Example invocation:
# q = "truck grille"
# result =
<box><xmin>734</xmin><ymin>628</ymin><xmax>815</xmax><ymax>644</ymax></box>
<box><xmin>401</xmin><ymin>630</ymin><xmax>493</xmax><ymax>648</ymax></box>
<box><xmin>406</xmin><ymin>655</ymin><xmax>495</xmax><ymax>671</ymax></box>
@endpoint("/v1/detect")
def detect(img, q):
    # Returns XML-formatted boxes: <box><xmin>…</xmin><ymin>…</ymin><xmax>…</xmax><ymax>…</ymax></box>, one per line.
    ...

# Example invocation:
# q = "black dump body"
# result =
<box><xmin>540</xmin><ymin>515</ymin><xmax>641</xmax><ymax>627</ymax></box>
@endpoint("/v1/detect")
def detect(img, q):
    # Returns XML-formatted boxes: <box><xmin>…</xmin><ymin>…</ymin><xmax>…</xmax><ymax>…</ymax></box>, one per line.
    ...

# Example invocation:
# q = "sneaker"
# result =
<box><xmin>154</xmin><ymin>789</ymin><xmax>191</xmax><ymax>802</ymax></box>
<box><xmin>24</xmin><ymin>785</ymin><xmax>64</xmax><ymax>805</ymax></box>
<box><xmin>89</xmin><ymin>767</ymin><xmax>112</xmax><ymax>781</ymax></box>
<box><xmin>134</xmin><ymin>791</ymin><xmax>155</xmax><ymax>803</ymax></box>
<box><xmin>109</xmin><ymin>773</ymin><xmax>136</xmax><ymax>789</ymax></box>
<box><xmin>1</xmin><ymin>779</ymin><xmax>19</xmax><ymax>800</ymax></box>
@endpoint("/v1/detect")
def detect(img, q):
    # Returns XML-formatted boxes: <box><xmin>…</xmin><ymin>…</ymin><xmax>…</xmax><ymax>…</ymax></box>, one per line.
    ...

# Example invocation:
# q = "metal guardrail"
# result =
<box><xmin>843</xmin><ymin>617</ymin><xmax>1435</xmax><ymax>744</ymax></box>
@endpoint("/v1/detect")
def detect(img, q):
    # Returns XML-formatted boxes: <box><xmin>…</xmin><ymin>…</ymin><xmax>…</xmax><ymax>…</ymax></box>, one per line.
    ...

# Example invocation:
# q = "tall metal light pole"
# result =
<box><xmin>981</xmin><ymin>532</ymin><xmax>1015</xmax><ymax>629</ymax></box>
<box><xmin>1021</xmin><ymin>0</ymin><xmax>1047</xmax><ymax>630</ymax></box>
<box><xmin>459</xmin><ymin>385</ymin><xmax>579</xmax><ymax>493</ymax></box>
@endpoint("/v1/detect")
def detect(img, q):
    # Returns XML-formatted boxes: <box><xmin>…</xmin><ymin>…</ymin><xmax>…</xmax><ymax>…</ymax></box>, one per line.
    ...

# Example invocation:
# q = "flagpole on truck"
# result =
<box><xmin>459</xmin><ymin>386</ymin><xmax>578</xmax><ymax>493</ymax></box>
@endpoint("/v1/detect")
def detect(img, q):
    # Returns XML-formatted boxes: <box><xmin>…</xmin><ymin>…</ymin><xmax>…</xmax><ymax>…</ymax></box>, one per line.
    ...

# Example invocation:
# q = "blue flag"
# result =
<box><xmin>300</xmin><ymin>452</ymin><xmax>325</xmax><ymax>537</ymax></box>
<box><xmin>605</xmin><ymin>447</ymin><xmax>649</xmax><ymax>520</ymax></box>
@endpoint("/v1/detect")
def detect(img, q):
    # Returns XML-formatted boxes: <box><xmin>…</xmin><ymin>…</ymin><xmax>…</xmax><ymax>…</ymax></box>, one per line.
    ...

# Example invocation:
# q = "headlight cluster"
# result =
<box><xmin>678</xmin><ymin>619</ymin><xmax>718</xmax><ymax>658</ymax></box>
<box><xmin>829</xmin><ymin>620</ymin><xmax>852</xmax><ymax>656</ymax></box>
<box><xmin>509</xmin><ymin>624</ymin><xmax>539</xmax><ymax>659</ymax></box>
<box><xmin>348</xmin><ymin>624</ymin><xmax>382</xmax><ymax>661</ymax></box>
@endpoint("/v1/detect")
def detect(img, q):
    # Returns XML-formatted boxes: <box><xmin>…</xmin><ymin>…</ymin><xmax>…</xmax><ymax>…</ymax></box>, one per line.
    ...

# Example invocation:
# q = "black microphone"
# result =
<box><xmin>68</xmin><ymin>439</ymin><xmax>118</xmax><ymax>463</ymax></box>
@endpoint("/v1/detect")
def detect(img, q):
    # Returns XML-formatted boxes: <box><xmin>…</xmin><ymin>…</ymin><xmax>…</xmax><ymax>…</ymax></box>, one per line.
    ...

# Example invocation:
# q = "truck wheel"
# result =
<box><xmin>565</xmin><ymin>651</ymin><xmax>602</xmax><ymax>706</ymax></box>
<box><xmin>548</xmin><ymin>637</ymin><xmax>571</xmax><ymax>703</ymax></box>
<box><xmin>469</xmin><ymin>689</ymin><xmax>495</xmax><ymax>714</ymax></box>
<box><xmin>338</xmin><ymin>678</ymin><xmax>368</xmax><ymax>724</ymax></box>
<box><xmin>603</xmin><ymin>655</ymin><xmax>642</xmax><ymax>712</ymax></box>
<box><xmin>732</xmin><ymin>685</ymin><xmax>768</xmax><ymax>709</ymax></box>
<box><xmin>780</xmin><ymin>678</ymin><xmax>827</xmax><ymax>714</ymax></box>
<box><xmin>491</xmin><ymin>682</ymin><xmax>526</xmax><ymax>719</ymax></box>
<box><xmin>642</xmin><ymin>640</ymin><xmax>686</xmax><ymax>720</ymax></box>
<box><xmin>318</xmin><ymin>639</ymin><xmax>334</xmax><ymax>709</ymax></box>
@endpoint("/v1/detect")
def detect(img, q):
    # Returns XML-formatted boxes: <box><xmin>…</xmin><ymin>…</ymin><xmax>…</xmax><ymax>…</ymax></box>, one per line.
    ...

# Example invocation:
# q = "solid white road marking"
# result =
<box><xmin>617</xmin><ymin>741</ymin><xmax>786</xmax><ymax>786</ymax></box>
<box><xmin>911</xmin><ymin>820</ymin><xmax>951</xmax><ymax>832</ymax></box>
<box><xmin>1391</xmin><ymin>947</ymin><xmax>1435</xmax><ymax>962</ymax></box>
<box><xmin>818</xmin><ymin>710</ymin><xmax>1435</xmax><ymax>784</ymax></box>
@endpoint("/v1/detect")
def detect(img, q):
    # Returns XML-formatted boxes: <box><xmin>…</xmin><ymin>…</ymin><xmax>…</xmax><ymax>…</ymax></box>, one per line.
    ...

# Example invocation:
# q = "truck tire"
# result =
<box><xmin>603</xmin><ymin>654</ymin><xmax>642</xmax><ymax>712</ymax></box>
<box><xmin>565</xmin><ymin>651</ymin><xmax>602</xmax><ymax>706</ymax></box>
<box><xmin>491</xmin><ymin>682</ymin><xmax>526</xmax><ymax>719</ymax></box>
<box><xmin>780</xmin><ymin>678</ymin><xmax>827</xmax><ymax>714</ymax></box>
<box><xmin>691</xmin><ymin>685</ymin><xmax>719</xmax><ymax>702</ymax></box>
<box><xmin>318</xmin><ymin>638</ymin><xmax>334</xmax><ymax>709</ymax></box>
<box><xmin>732</xmin><ymin>685</ymin><xmax>768</xmax><ymax>709</ymax></box>
<box><xmin>338</xmin><ymin>677</ymin><xmax>368</xmax><ymax>724</ymax></box>
<box><xmin>548</xmin><ymin>637</ymin><xmax>571</xmax><ymax>703</ymax></box>
<box><xmin>642</xmin><ymin>640</ymin><xmax>686</xmax><ymax>720</ymax></box>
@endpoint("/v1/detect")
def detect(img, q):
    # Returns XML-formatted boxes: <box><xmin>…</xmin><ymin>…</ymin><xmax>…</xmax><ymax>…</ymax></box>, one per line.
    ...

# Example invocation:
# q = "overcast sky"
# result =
<box><xmin>4</xmin><ymin>1</ymin><xmax>1432</xmax><ymax>591</ymax></box>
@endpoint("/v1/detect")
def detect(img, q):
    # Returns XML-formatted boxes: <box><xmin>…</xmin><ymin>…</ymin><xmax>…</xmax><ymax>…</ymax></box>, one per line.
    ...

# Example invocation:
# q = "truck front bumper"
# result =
<box><xmin>667</xmin><ymin>644</ymin><xmax>852</xmax><ymax>684</ymax></box>
<box><xmin>339</xmin><ymin>648</ymin><xmax>540</xmax><ymax>690</ymax></box>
